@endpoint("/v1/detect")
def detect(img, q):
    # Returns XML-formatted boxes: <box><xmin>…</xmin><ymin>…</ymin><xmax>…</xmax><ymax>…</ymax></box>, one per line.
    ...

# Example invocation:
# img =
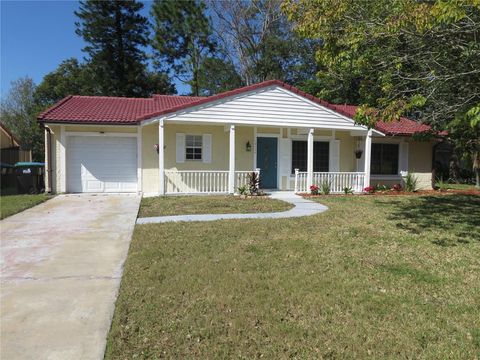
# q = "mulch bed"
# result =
<box><xmin>302</xmin><ymin>188</ymin><xmax>480</xmax><ymax>197</ymax></box>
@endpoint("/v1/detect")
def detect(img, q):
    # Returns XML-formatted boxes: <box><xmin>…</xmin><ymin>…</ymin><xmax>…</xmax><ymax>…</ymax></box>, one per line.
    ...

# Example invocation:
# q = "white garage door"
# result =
<box><xmin>67</xmin><ymin>136</ymin><xmax>138</xmax><ymax>193</ymax></box>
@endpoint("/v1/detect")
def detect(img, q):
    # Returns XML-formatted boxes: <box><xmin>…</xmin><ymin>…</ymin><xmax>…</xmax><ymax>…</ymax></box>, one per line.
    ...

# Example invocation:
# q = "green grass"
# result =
<box><xmin>106</xmin><ymin>194</ymin><xmax>480</xmax><ymax>359</ymax></box>
<box><xmin>138</xmin><ymin>195</ymin><xmax>293</xmax><ymax>217</ymax></box>
<box><xmin>444</xmin><ymin>183</ymin><xmax>477</xmax><ymax>190</ymax></box>
<box><xmin>0</xmin><ymin>194</ymin><xmax>52</xmax><ymax>220</ymax></box>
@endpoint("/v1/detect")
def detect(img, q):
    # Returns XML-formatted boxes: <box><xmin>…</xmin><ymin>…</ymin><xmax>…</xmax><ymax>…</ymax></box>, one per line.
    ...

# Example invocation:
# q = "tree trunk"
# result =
<box><xmin>473</xmin><ymin>150</ymin><xmax>480</xmax><ymax>189</ymax></box>
<box><xmin>114</xmin><ymin>1</ymin><xmax>125</xmax><ymax>94</ymax></box>
<box><xmin>192</xmin><ymin>44</ymin><xmax>199</xmax><ymax>97</ymax></box>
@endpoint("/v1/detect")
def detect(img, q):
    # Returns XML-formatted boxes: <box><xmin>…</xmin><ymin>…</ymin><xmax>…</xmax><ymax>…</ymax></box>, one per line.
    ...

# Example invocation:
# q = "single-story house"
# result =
<box><xmin>37</xmin><ymin>80</ymin><xmax>438</xmax><ymax>196</ymax></box>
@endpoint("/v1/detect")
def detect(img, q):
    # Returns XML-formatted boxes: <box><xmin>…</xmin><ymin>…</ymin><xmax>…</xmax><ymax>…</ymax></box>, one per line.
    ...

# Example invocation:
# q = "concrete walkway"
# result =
<box><xmin>1</xmin><ymin>194</ymin><xmax>140</xmax><ymax>360</ymax></box>
<box><xmin>137</xmin><ymin>191</ymin><xmax>328</xmax><ymax>224</ymax></box>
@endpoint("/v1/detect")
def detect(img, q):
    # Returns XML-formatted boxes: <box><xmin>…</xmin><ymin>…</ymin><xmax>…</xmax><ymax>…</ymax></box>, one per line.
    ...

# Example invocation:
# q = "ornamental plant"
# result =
<box><xmin>247</xmin><ymin>172</ymin><xmax>260</xmax><ymax>195</ymax></box>
<box><xmin>435</xmin><ymin>177</ymin><xmax>448</xmax><ymax>192</ymax></box>
<box><xmin>392</xmin><ymin>183</ymin><xmax>402</xmax><ymax>191</ymax></box>
<box><xmin>237</xmin><ymin>185</ymin><xmax>249</xmax><ymax>196</ymax></box>
<box><xmin>310</xmin><ymin>184</ymin><xmax>319</xmax><ymax>195</ymax></box>
<box><xmin>404</xmin><ymin>173</ymin><xmax>418</xmax><ymax>192</ymax></box>
<box><xmin>320</xmin><ymin>180</ymin><xmax>331</xmax><ymax>195</ymax></box>
<box><xmin>375</xmin><ymin>184</ymin><xmax>390</xmax><ymax>192</ymax></box>
<box><xmin>364</xmin><ymin>186</ymin><xmax>375</xmax><ymax>194</ymax></box>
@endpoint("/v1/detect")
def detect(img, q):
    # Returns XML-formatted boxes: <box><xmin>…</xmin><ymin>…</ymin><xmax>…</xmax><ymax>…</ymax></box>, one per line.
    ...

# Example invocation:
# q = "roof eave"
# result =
<box><xmin>40</xmin><ymin>120</ymin><xmax>139</xmax><ymax>126</ymax></box>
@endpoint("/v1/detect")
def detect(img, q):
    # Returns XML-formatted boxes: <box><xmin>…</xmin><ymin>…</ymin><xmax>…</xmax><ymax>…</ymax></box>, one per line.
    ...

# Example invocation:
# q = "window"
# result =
<box><xmin>371</xmin><ymin>143</ymin><xmax>399</xmax><ymax>175</ymax></box>
<box><xmin>291</xmin><ymin>141</ymin><xmax>329</xmax><ymax>173</ymax></box>
<box><xmin>185</xmin><ymin>135</ymin><xmax>202</xmax><ymax>160</ymax></box>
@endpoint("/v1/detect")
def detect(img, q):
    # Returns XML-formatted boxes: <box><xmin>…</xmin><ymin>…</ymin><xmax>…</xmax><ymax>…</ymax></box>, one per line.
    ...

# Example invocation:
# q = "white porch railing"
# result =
<box><xmin>164</xmin><ymin>169</ymin><xmax>260</xmax><ymax>194</ymax></box>
<box><xmin>294</xmin><ymin>170</ymin><xmax>365</xmax><ymax>193</ymax></box>
<box><xmin>235</xmin><ymin>169</ymin><xmax>260</xmax><ymax>189</ymax></box>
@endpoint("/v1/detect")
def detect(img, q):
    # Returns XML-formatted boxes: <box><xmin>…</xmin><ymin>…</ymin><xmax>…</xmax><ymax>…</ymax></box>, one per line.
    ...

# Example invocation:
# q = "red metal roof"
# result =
<box><xmin>37</xmin><ymin>80</ymin><xmax>433</xmax><ymax>136</ymax></box>
<box><xmin>325</xmin><ymin>104</ymin><xmax>432</xmax><ymax>136</ymax></box>
<box><xmin>37</xmin><ymin>94</ymin><xmax>204</xmax><ymax>125</ymax></box>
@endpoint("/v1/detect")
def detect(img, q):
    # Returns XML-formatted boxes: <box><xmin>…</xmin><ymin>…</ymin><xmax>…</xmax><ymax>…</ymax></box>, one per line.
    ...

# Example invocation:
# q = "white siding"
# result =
<box><xmin>164</xmin><ymin>86</ymin><xmax>368</xmax><ymax>131</ymax></box>
<box><xmin>202</xmin><ymin>133</ymin><xmax>212</xmax><ymax>163</ymax></box>
<box><xmin>356</xmin><ymin>139</ymin><xmax>365</xmax><ymax>172</ymax></box>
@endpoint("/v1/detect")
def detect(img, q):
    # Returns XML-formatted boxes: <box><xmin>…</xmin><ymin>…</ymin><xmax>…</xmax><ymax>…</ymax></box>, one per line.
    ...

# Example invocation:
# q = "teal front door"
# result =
<box><xmin>256</xmin><ymin>137</ymin><xmax>278</xmax><ymax>188</ymax></box>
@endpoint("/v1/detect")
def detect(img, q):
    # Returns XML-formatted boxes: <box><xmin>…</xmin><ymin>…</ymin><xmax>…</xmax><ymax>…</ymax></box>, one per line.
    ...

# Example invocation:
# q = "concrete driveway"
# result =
<box><xmin>1</xmin><ymin>194</ymin><xmax>140</xmax><ymax>360</ymax></box>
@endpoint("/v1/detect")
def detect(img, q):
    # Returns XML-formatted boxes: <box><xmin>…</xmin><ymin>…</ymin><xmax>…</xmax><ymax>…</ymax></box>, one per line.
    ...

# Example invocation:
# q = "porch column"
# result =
<box><xmin>364</xmin><ymin>129</ymin><xmax>373</xmax><ymax>188</ymax></box>
<box><xmin>228</xmin><ymin>124</ymin><xmax>236</xmax><ymax>194</ymax></box>
<box><xmin>158</xmin><ymin>119</ymin><xmax>165</xmax><ymax>195</ymax></box>
<box><xmin>307</xmin><ymin>128</ymin><xmax>314</xmax><ymax>187</ymax></box>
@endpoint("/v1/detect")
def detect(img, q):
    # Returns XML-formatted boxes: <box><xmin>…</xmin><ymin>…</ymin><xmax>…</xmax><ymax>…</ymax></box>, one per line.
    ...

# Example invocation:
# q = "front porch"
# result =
<box><xmin>162</xmin><ymin>169</ymin><xmax>367</xmax><ymax>195</ymax></box>
<box><xmin>154</xmin><ymin>121</ymin><xmax>374</xmax><ymax>195</ymax></box>
<box><xmin>164</xmin><ymin>169</ymin><xmax>260</xmax><ymax>195</ymax></box>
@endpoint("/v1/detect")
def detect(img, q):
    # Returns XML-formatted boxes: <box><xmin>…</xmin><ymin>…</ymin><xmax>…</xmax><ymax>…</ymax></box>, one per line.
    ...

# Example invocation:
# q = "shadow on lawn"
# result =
<box><xmin>384</xmin><ymin>195</ymin><xmax>480</xmax><ymax>246</ymax></box>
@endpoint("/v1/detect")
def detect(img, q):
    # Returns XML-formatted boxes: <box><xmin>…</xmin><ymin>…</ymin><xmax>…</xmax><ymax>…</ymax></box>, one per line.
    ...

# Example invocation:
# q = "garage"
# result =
<box><xmin>66</xmin><ymin>135</ymin><xmax>138</xmax><ymax>193</ymax></box>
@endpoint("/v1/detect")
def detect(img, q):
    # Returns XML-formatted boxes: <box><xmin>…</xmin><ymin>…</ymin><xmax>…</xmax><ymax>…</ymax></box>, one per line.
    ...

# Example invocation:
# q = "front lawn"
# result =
<box><xmin>0</xmin><ymin>194</ymin><xmax>52</xmax><ymax>220</ymax></box>
<box><xmin>106</xmin><ymin>194</ymin><xmax>480</xmax><ymax>359</ymax></box>
<box><xmin>443</xmin><ymin>183</ymin><xmax>478</xmax><ymax>191</ymax></box>
<box><xmin>138</xmin><ymin>195</ymin><xmax>293</xmax><ymax>217</ymax></box>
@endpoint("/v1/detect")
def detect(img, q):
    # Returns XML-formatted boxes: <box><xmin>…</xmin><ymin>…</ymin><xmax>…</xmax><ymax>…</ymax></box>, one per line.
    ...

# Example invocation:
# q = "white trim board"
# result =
<box><xmin>289</xmin><ymin>134</ymin><xmax>332</xmax><ymax>141</ymax></box>
<box><xmin>65</xmin><ymin>131</ymin><xmax>138</xmax><ymax>137</ymax></box>
<box><xmin>45</xmin><ymin>123</ymin><xmax>137</xmax><ymax>129</ymax></box>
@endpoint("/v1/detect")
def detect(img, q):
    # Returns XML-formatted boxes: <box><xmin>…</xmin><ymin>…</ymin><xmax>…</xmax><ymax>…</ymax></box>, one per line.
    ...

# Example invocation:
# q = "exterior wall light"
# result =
<box><xmin>246</xmin><ymin>141</ymin><xmax>252</xmax><ymax>152</ymax></box>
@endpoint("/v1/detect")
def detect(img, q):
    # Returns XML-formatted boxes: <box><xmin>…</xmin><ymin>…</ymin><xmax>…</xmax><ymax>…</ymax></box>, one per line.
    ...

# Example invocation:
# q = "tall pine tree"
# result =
<box><xmin>151</xmin><ymin>0</ymin><xmax>215</xmax><ymax>96</ymax></box>
<box><xmin>75</xmin><ymin>0</ymin><xmax>173</xmax><ymax>97</ymax></box>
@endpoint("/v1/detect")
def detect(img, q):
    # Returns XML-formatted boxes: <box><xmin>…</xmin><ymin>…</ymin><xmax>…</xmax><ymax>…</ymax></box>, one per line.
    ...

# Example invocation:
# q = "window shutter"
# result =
<box><xmin>202</xmin><ymin>134</ymin><xmax>212</xmax><ymax>163</ymax></box>
<box><xmin>279</xmin><ymin>138</ymin><xmax>291</xmax><ymax>176</ymax></box>
<box><xmin>399</xmin><ymin>142</ymin><xmax>409</xmax><ymax>174</ymax></box>
<box><xmin>329</xmin><ymin>140</ymin><xmax>340</xmax><ymax>172</ymax></box>
<box><xmin>176</xmin><ymin>133</ymin><xmax>185</xmax><ymax>163</ymax></box>
<box><xmin>356</xmin><ymin>140</ymin><xmax>365</xmax><ymax>172</ymax></box>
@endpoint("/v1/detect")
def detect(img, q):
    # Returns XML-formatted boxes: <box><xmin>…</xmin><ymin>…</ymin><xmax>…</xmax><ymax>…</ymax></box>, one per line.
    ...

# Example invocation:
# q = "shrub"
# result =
<box><xmin>237</xmin><ymin>185</ymin><xmax>249</xmax><ymax>195</ymax></box>
<box><xmin>321</xmin><ymin>180</ymin><xmax>331</xmax><ymax>195</ymax></box>
<box><xmin>392</xmin><ymin>183</ymin><xmax>402</xmax><ymax>192</ymax></box>
<box><xmin>435</xmin><ymin>177</ymin><xmax>449</xmax><ymax>192</ymax></box>
<box><xmin>404</xmin><ymin>173</ymin><xmax>418</xmax><ymax>192</ymax></box>
<box><xmin>343</xmin><ymin>186</ymin><xmax>354</xmax><ymax>195</ymax></box>
<box><xmin>364</xmin><ymin>186</ymin><xmax>375</xmax><ymax>194</ymax></box>
<box><xmin>310</xmin><ymin>184</ymin><xmax>319</xmax><ymax>195</ymax></box>
<box><xmin>375</xmin><ymin>184</ymin><xmax>390</xmax><ymax>192</ymax></box>
<box><xmin>247</xmin><ymin>172</ymin><xmax>260</xmax><ymax>195</ymax></box>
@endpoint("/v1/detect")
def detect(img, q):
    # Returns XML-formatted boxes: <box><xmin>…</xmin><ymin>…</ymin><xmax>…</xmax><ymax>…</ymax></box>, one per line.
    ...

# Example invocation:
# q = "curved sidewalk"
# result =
<box><xmin>136</xmin><ymin>191</ymin><xmax>328</xmax><ymax>224</ymax></box>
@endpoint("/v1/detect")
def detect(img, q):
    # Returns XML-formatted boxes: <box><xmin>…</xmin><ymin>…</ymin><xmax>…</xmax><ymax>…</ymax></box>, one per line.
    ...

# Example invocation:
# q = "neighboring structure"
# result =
<box><xmin>1</xmin><ymin>122</ymin><xmax>31</xmax><ymax>165</ymax></box>
<box><xmin>38</xmin><ymin>80</ymin><xmax>439</xmax><ymax>195</ymax></box>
